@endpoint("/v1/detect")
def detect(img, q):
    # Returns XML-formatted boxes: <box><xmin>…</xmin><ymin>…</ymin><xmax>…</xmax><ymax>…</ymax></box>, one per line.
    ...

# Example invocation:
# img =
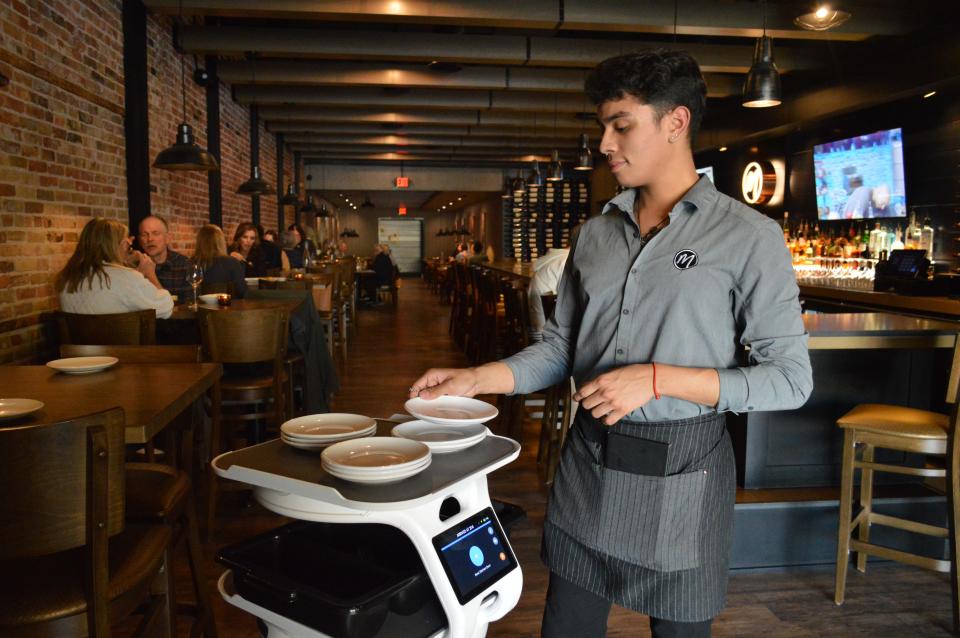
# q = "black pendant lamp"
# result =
<box><xmin>574</xmin><ymin>133</ymin><xmax>594</xmax><ymax>171</ymax></box>
<box><xmin>742</xmin><ymin>0</ymin><xmax>782</xmax><ymax>108</ymax></box>
<box><xmin>360</xmin><ymin>194</ymin><xmax>375</xmax><ymax>208</ymax></box>
<box><xmin>238</xmin><ymin>100</ymin><xmax>275</xmax><ymax>196</ymax></box>
<box><xmin>547</xmin><ymin>149</ymin><xmax>564</xmax><ymax>181</ymax></box>
<box><xmin>794</xmin><ymin>5</ymin><xmax>851</xmax><ymax>31</ymax></box>
<box><xmin>500</xmin><ymin>177</ymin><xmax>512</xmax><ymax>200</ymax></box>
<box><xmin>318</xmin><ymin>201</ymin><xmax>331</xmax><ymax>218</ymax></box>
<box><xmin>280</xmin><ymin>183</ymin><xmax>300</xmax><ymax>206</ymax></box>
<box><xmin>299</xmin><ymin>194</ymin><xmax>317</xmax><ymax>215</ymax></box>
<box><xmin>153</xmin><ymin>4</ymin><xmax>218</xmax><ymax>171</ymax></box>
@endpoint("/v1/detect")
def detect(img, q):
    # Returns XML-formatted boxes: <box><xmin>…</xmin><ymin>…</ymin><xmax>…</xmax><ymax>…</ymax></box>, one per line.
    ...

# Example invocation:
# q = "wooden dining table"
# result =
<box><xmin>169</xmin><ymin>297</ymin><xmax>304</xmax><ymax>321</ymax></box>
<box><xmin>0</xmin><ymin>362</ymin><xmax>222</xmax><ymax>444</ymax></box>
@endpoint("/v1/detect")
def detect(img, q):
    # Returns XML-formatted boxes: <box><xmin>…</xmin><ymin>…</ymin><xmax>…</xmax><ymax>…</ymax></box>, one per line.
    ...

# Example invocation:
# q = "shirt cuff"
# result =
<box><xmin>715</xmin><ymin>367</ymin><xmax>748</xmax><ymax>412</ymax></box>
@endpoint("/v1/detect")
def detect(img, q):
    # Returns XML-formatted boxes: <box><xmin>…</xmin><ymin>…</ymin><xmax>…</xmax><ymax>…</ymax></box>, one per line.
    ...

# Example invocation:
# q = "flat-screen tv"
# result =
<box><xmin>814</xmin><ymin>127</ymin><xmax>907</xmax><ymax>220</ymax></box>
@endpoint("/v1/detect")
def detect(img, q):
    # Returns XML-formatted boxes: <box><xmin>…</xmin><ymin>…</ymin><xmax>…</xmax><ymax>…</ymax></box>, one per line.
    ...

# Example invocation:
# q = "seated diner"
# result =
<box><xmin>194</xmin><ymin>224</ymin><xmax>247</xmax><ymax>298</ymax></box>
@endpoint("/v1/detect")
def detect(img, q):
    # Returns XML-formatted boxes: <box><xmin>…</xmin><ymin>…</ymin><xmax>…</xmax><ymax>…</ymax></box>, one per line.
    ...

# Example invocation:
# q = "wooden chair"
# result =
<box><xmin>58</xmin><ymin>344</ymin><xmax>219</xmax><ymax>636</ymax></box>
<box><xmin>0</xmin><ymin>408</ymin><xmax>171</xmax><ymax>637</ymax></box>
<box><xmin>834</xmin><ymin>335</ymin><xmax>960</xmax><ymax>631</ymax></box>
<box><xmin>200</xmin><ymin>306</ymin><xmax>289</xmax><ymax>539</ymax></box>
<box><xmin>58</xmin><ymin>309</ymin><xmax>156</xmax><ymax>345</ymax></box>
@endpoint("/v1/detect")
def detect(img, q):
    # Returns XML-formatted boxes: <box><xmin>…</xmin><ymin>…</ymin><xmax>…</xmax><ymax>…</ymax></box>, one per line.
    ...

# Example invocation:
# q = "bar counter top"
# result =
<box><xmin>799</xmin><ymin>283</ymin><xmax>960</xmax><ymax>320</ymax></box>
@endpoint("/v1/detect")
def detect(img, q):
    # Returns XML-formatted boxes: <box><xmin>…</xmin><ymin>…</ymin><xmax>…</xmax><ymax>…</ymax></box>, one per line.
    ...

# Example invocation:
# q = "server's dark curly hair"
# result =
<box><xmin>585</xmin><ymin>50</ymin><xmax>707</xmax><ymax>146</ymax></box>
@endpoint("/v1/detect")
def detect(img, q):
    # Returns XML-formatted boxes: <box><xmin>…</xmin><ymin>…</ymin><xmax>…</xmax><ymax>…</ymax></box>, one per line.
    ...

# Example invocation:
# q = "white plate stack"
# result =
<box><xmin>280</xmin><ymin>413</ymin><xmax>377</xmax><ymax>451</ymax></box>
<box><xmin>391</xmin><ymin>420</ymin><xmax>489</xmax><ymax>454</ymax></box>
<box><xmin>321</xmin><ymin>437</ymin><xmax>431</xmax><ymax>484</ymax></box>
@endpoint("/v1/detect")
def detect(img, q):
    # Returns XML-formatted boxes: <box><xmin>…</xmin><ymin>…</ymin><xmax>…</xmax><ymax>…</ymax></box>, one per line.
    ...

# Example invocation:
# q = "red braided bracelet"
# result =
<box><xmin>652</xmin><ymin>361</ymin><xmax>661</xmax><ymax>400</ymax></box>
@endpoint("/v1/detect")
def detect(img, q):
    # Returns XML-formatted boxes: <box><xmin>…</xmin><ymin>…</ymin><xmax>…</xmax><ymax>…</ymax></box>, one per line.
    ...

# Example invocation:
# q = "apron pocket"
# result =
<box><xmin>598</xmin><ymin>465</ymin><xmax>708</xmax><ymax>572</ymax></box>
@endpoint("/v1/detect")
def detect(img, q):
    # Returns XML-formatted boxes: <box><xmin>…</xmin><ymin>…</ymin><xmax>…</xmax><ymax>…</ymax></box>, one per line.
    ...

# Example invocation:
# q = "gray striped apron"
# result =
<box><xmin>542</xmin><ymin>410</ymin><xmax>735</xmax><ymax>622</ymax></box>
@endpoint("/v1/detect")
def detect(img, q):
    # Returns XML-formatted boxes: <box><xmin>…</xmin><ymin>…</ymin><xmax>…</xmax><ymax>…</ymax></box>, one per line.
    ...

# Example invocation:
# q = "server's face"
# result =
<box><xmin>597</xmin><ymin>96</ymin><xmax>672</xmax><ymax>189</ymax></box>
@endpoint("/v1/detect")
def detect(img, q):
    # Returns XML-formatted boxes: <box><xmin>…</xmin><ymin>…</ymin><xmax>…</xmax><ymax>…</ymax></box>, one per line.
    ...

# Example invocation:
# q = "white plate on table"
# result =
<box><xmin>404</xmin><ymin>396</ymin><xmax>498</xmax><ymax>426</ymax></box>
<box><xmin>321</xmin><ymin>437</ymin><xmax>430</xmax><ymax>472</ymax></box>
<box><xmin>46</xmin><ymin>356</ymin><xmax>119</xmax><ymax>375</ymax></box>
<box><xmin>0</xmin><ymin>398</ymin><xmax>44</xmax><ymax>421</ymax></box>
<box><xmin>321</xmin><ymin>455</ymin><xmax>430</xmax><ymax>478</ymax></box>
<box><xmin>281</xmin><ymin>413</ymin><xmax>377</xmax><ymax>440</ymax></box>
<box><xmin>199</xmin><ymin>293</ymin><xmax>220</xmax><ymax>305</ymax></box>
<box><xmin>391</xmin><ymin>420</ymin><xmax>488</xmax><ymax>454</ymax></box>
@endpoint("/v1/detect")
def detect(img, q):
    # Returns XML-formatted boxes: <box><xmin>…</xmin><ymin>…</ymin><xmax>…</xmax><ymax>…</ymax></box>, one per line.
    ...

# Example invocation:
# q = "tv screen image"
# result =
<box><xmin>813</xmin><ymin>128</ymin><xmax>906</xmax><ymax>220</ymax></box>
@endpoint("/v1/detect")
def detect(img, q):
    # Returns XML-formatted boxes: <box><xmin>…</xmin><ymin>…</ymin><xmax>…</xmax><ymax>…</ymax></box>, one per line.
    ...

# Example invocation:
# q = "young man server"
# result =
<box><xmin>409</xmin><ymin>50</ymin><xmax>812</xmax><ymax>637</ymax></box>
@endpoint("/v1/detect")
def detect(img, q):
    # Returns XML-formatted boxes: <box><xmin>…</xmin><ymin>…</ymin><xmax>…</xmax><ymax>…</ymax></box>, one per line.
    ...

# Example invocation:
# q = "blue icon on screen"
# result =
<box><xmin>492</xmin><ymin>536</ymin><xmax>499</xmax><ymax>545</ymax></box>
<box><xmin>469</xmin><ymin>546</ymin><xmax>484</xmax><ymax>567</ymax></box>
<box><xmin>488</xmin><ymin>527</ymin><xmax>494</xmax><ymax>535</ymax></box>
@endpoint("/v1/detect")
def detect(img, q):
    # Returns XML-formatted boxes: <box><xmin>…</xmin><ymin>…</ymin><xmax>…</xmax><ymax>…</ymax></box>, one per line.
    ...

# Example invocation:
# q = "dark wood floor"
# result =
<box><xmin>178</xmin><ymin>278</ymin><xmax>956</xmax><ymax>637</ymax></box>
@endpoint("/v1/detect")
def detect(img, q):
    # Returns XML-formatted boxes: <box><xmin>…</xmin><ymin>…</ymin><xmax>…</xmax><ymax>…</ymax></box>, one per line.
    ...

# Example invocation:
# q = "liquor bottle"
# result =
<box><xmin>858</xmin><ymin>223</ymin><xmax>869</xmax><ymax>257</ymax></box>
<box><xmin>891</xmin><ymin>226</ymin><xmax>905</xmax><ymax>251</ymax></box>
<box><xmin>782</xmin><ymin>211</ymin><xmax>790</xmax><ymax>245</ymax></box>
<box><xmin>920</xmin><ymin>216</ymin><xmax>935</xmax><ymax>261</ymax></box>
<box><xmin>905</xmin><ymin>211</ymin><xmax>920</xmax><ymax>249</ymax></box>
<box><xmin>868</xmin><ymin>222</ymin><xmax>883</xmax><ymax>258</ymax></box>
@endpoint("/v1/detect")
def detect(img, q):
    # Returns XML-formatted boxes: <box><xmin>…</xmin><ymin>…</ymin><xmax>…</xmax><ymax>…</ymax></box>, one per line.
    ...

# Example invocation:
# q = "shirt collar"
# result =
<box><xmin>601</xmin><ymin>175</ymin><xmax>718</xmax><ymax>219</ymax></box>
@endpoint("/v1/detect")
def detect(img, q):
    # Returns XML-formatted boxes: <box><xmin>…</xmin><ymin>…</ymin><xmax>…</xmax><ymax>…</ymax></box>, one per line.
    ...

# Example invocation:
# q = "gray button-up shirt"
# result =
<box><xmin>502</xmin><ymin>176</ymin><xmax>813</xmax><ymax>421</ymax></box>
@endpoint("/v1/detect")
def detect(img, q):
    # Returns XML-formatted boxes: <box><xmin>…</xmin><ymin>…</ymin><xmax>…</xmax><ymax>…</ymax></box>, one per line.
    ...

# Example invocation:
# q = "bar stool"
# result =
<box><xmin>834</xmin><ymin>336</ymin><xmax>960</xmax><ymax>631</ymax></box>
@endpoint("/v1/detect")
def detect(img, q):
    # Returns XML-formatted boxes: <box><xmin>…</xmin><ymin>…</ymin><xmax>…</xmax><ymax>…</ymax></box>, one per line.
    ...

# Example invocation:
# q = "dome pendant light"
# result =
<box><xmin>237</xmin><ymin>165</ymin><xmax>274</xmax><ymax>196</ymax></box>
<box><xmin>547</xmin><ymin>149</ymin><xmax>564</xmax><ymax>181</ymax></box>
<box><xmin>574</xmin><ymin>133</ymin><xmax>594</xmax><ymax>171</ymax></box>
<box><xmin>153</xmin><ymin>2</ymin><xmax>218</xmax><ymax>171</ymax></box>
<box><xmin>527</xmin><ymin>160</ymin><xmax>544</xmax><ymax>187</ymax></box>
<box><xmin>742</xmin><ymin>0</ymin><xmax>781</xmax><ymax>108</ymax></box>
<box><xmin>795</xmin><ymin>4</ymin><xmax>851</xmax><ymax>31</ymax></box>
<box><xmin>299</xmin><ymin>194</ymin><xmax>317</xmax><ymax>215</ymax></box>
<box><xmin>237</xmin><ymin>65</ymin><xmax>274</xmax><ymax>196</ymax></box>
<box><xmin>280</xmin><ymin>182</ymin><xmax>300</xmax><ymax>206</ymax></box>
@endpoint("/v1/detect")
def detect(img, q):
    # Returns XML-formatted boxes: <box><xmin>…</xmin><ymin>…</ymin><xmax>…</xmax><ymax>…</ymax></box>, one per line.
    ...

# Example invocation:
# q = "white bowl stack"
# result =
<box><xmin>280</xmin><ymin>413</ymin><xmax>377</xmax><ymax>451</ymax></box>
<box><xmin>321</xmin><ymin>437</ymin><xmax>431</xmax><ymax>484</ymax></box>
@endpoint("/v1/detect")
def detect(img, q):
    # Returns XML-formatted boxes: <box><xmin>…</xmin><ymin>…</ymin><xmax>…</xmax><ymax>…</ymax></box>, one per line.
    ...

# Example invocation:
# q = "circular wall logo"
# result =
<box><xmin>673</xmin><ymin>249</ymin><xmax>699</xmax><ymax>270</ymax></box>
<box><xmin>741</xmin><ymin>160</ymin><xmax>777</xmax><ymax>204</ymax></box>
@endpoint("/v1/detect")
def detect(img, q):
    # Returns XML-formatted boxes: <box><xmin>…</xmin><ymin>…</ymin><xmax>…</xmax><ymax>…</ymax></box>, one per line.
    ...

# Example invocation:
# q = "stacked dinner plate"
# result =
<box><xmin>391</xmin><ymin>420</ymin><xmax>488</xmax><ymax>454</ymax></box>
<box><xmin>280</xmin><ymin>413</ymin><xmax>376</xmax><ymax>451</ymax></box>
<box><xmin>395</xmin><ymin>396</ymin><xmax>498</xmax><ymax>454</ymax></box>
<box><xmin>321</xmin><ymin>437</ymin><xmax>431</xmax><ymax>484</ymax></box>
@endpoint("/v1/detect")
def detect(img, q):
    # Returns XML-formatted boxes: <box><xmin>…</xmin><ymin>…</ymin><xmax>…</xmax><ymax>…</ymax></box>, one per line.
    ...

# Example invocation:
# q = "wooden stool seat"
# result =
<box><xmin>838</xmin><ymin>403</ymin><xmax>950</xmax><ymax>440</ymax></box>
<box><xmin>0</xmin><ymin>523</ymin><xmax>170</xmax><ymax>628</ymax></box>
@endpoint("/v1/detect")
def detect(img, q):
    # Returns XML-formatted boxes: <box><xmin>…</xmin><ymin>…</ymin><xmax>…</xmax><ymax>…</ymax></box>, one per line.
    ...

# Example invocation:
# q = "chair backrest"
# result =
<box><xmin>0</xmin><ymin>407</ymin><xmax>126</xmax><ymax>560</ymax></box>
<box><xmin>310</xmin><ymin>273</ymin><xmax>336</xmax><ymax>312</ymax></box>
<box><xmin>201</xmin><ymin>281</ymin><xmax>233</xmax><ymax>296</ymax></box>
<box><xmin>199</xmin><ymin>307</ymin><xmax>289</xmax><ymax>365</ymax></box>
<box><xmin>58</xmin><ymin>309</ymin><xmax>157</xmax><ymax>346</ymax></box>
<box><xmin>60</xmin><ymin>344</ymin><xmax>202</xmax><ymax>363</ymax></box>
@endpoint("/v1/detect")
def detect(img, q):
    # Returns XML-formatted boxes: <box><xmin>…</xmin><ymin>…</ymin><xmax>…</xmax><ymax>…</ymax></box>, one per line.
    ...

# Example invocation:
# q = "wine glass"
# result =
<box><xmin>186</xmin><ymin>264</ymin><xmax>204</xmax><ymax>310</ymax></box>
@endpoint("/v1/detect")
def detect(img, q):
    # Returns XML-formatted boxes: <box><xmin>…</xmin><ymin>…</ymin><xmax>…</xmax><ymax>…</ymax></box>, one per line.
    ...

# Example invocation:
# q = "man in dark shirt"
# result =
<box><xmin>138</xmin><ymin>215</ymin><xmax>192</xmax><ymax>301</ymax></box>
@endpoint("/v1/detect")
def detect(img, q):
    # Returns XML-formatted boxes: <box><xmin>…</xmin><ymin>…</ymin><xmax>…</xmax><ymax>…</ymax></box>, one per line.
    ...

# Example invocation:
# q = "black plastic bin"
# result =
<box><xmin>218</xmin><ymin>521</ymin><xmax>448</xmax><ymax>638</ymax></box>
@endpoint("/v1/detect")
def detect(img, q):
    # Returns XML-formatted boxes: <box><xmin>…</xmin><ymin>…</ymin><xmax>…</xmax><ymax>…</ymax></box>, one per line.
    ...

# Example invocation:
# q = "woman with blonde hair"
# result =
<box><xmin>56</xmin><ymin>217</ymin><xmax>173</xmax><ymax>318</ymax></box>
<box><xmin>194</xmin><ymin>224</ymin><xmax>247</xmax><ymax>298</ymax></box>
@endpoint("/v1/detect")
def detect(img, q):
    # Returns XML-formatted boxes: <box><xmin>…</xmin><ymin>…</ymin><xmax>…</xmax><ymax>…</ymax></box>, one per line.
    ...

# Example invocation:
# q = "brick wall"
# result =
<box><xmin>0</xmin><ymin>0</ymin><xmax>295</xmax><ymax>363</ymax></box>
<box><xmin>0</xmin><ymin>0</ymin><xmax>127</xmax><ymax>363</ymax></box>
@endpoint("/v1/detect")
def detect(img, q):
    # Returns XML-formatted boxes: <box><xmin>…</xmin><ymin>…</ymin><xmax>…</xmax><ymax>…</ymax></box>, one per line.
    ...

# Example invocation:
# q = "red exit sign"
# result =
<box><xmin>398</xmin><ymin>206</ymin><xmax>407</xmax><ymax>216</ymax></box>
<box><xmin>395</xmin><ymin>176</ymin><xmax>410</xmax><ymax>188</ymax></box>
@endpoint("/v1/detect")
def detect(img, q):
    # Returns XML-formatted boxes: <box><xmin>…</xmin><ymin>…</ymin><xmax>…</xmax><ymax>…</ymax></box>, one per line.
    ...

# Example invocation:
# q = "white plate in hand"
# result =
<box><xmin>46</xmin><ymin>356</ymin><xmax>119</xmax><ymax>375</ymax></box>
<box><xmin>391</xmin><ymin>420</ymin><xmax>488</xmax><ymax>453</ymax></box>
<box><xmin>404</xmin><ymin>396</ymin><xmax>498</xmax><ymax>426</ymax></box>
<box><xmin>0</xmin><ymin>398</ymin><xmax>44</xmax><ymax>421</ymax></box>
